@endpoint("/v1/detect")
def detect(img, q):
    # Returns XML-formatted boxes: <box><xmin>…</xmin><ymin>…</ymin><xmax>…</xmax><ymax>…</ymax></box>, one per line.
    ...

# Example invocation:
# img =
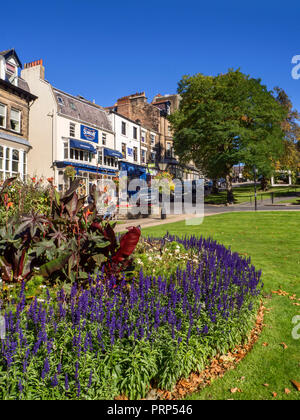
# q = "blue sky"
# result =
<box><xmin>2</xmin><ymin>0</ymin><xmax>300</xmax><ymax>109</ymax></box>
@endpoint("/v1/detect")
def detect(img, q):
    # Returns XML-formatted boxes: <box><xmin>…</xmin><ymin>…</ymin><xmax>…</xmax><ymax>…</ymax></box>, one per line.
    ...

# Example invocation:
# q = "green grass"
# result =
<box><xmin>205</xmin><ymin>185</ymin><xmax>300</xmax><ymax>205</ymax></box>
<box><xmin>276</xmin><ymin>198</ymin><xmax>300</xmax><ymax>205</ymax></box>
<box><xmin>142</xmin><ymin>211</ymin><xmax>300</xmax><ymax>400</ymax></box>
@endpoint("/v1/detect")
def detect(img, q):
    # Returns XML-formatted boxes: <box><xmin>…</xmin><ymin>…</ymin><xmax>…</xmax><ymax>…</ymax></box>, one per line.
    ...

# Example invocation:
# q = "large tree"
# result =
<box><xmin>273</xmin><ymin>87</ymin><xmax>300</xmax><ymax>176</ymax></box>
<box><xmin>169</xmin><ymin>70</ymin><xmax>287</xmax><ymax>203</ymax></box>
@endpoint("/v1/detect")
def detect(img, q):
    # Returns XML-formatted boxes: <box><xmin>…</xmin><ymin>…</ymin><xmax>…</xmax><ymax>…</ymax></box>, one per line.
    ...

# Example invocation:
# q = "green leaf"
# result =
<box><xmin>39</xmin><ymin>251</ymin><xmax>72</xmax><ymax>277</ymax></box>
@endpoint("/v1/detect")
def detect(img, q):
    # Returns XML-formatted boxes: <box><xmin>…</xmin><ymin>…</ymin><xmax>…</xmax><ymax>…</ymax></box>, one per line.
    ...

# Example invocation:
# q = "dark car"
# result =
<box><xmin>129</xmin><ymin>188</ymin><xmax>159</xmax><ymax>218</ymax></box>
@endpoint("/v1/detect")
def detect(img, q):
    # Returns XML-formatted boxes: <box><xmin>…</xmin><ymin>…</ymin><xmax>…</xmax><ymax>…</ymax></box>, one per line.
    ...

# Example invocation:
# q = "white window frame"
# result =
<box><xmin>69</xmin><ymin>122</ymin><xmax>76</xmax><ymax>138</ymax></box>
<box><xmin>10</xmin><ymin>109</ymin><xmax>21</xmax><ymax>133</ymax></box>
<box><xmin>0</xmin><ymin>103</ymin><xmax>7</xmax><ymax>128</ymax></box>
<box><xmin>0</xmin><ymin>145</ymin><xmax>25</xmax><ymax>181</ymax></box>
<box><xmin>121</xmin><ymin>121</ymin><xmax>126</xmax><ymax>136</ymax></box>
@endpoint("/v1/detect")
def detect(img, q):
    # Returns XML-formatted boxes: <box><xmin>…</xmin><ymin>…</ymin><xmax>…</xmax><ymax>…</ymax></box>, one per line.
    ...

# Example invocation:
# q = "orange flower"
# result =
<box><xmin>7</xmin><ymin>202</ymin><xmax>14</xmax><ymax>209</ymax></box>
<box><xmin>47</xmin><ymin>177</ymin><xmax>54</xmax><ymax>183</ymax></box>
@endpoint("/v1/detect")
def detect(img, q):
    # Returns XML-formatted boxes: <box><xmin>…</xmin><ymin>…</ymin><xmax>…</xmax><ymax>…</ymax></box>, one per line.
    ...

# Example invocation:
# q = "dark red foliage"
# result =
<box><xmin>112</xmin><ymin>226</ymin><xmax>141</xmax><ymax>263</ymax></box>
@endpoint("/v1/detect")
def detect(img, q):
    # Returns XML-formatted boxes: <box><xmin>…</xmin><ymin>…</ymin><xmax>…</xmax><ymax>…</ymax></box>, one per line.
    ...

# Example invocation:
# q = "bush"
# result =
<box><xmin>0</xmin><ymin>234</ymin><xmax>263</xmax><ymax>400</ymax></box>
<box><xmin>0</xmin><ymin>177</ymin><xmax>51</xmax><ymax>225</ymax></box>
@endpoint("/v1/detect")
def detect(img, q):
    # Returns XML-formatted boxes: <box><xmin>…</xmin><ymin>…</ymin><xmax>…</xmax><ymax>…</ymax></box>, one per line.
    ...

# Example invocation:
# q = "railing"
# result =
<box><xmin>247</xmin><ymin>187</ymin><xmax>300</xmax><ymax>204</ymax></box>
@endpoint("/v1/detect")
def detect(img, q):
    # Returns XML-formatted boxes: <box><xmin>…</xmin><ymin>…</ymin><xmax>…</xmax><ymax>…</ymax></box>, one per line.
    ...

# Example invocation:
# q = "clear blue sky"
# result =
<box><xmin>2</xmin><ymin>0</ymin><xmax>300</xmax><ymax>109</ymax></box>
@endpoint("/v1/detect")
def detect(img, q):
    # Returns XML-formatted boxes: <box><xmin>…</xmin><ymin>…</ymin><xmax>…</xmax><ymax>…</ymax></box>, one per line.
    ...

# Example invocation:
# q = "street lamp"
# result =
<box><xmin>158</xmin><ymin>162</ymin><xmax>168</xmax><ymax>219</ymax></box>
<box><xmin>158</xmin><ymin>162</ymin><xmax>168</xmax><ymax>171</ymax></box>
<box><xmin>253</xmin><ymin>165</ymin><xmax>258</xmax><ymax>211</ymax></box>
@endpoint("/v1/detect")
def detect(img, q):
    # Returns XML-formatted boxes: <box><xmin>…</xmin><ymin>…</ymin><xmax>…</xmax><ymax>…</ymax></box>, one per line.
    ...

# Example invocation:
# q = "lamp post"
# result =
<box><xmin>158</xmin><ymin>161</ymin><xmax>168</xmax><ymax>219</ymax></box>
<box><xmin>253</xmin><ymin>165</ymin><xmax>258</xmax><ymax>211</ymax></box>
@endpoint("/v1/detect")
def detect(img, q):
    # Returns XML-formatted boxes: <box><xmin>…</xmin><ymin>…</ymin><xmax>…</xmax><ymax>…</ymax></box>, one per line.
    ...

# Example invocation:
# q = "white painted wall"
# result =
<box><xmin>21</xmin><ymin>65</ymin><xmax>57</xmax><ymax>180</ymax></box>
<box><xmin>108</xmin><ymin>112</ymin><xmax>140</xmax><ymax>165</ymax></box>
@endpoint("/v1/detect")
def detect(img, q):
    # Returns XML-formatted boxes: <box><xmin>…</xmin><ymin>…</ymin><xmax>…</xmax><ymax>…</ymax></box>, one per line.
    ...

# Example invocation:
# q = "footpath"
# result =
<box><xmin>114</xmin><ymin>200</ymin><xmax>300</xmax><ymax>232</ymax></box>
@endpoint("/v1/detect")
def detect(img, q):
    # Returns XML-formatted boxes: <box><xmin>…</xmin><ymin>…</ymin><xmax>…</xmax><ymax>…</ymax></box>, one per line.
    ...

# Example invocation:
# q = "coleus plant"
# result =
<box><xmin>0</xmin><ymin>179</ymin><xmax>141</xmax><ymax>285</ymax></box>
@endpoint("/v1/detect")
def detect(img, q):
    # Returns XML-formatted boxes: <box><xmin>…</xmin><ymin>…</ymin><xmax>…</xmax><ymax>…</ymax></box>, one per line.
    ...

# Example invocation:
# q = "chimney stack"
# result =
<box><xmin>22</xmin><ymin>59</ymin><xmax>45</xmax><ymax>80</ymax></box>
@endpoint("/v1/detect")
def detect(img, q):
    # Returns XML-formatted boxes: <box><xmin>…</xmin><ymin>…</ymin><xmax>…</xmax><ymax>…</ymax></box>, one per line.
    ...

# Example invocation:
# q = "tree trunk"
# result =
<box><xmin>260</xmin><ymin>176</ymin><xmax>269</xmax><ymax>191</ymax></box>
<box><xmin>212</xmin><ymin>179</ymin><xmax>219</xmax><ymax>194</ymax></box>
<box><xmin>226</xmin><ymin>173</ymin><xmax>234</xmax><ymax>204</ymax></box>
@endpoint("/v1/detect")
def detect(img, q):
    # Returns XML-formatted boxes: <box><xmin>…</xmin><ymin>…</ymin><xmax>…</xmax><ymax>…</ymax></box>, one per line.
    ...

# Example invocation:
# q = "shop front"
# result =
<box><xmin>54</xmin><ymin>160</ymin><xmax>118</xmax><ymax>196</ymax></box>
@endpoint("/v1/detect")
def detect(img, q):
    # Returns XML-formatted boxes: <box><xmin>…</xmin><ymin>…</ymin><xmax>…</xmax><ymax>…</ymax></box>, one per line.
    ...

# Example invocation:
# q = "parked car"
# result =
<box><xmin>129</xmin><ymin>188</ymin><xmax>158</xmax><ymax>217</ymax></box>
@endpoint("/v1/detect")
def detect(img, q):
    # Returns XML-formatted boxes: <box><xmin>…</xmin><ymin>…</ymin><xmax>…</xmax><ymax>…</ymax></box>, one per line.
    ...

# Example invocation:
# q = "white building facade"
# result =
<box><xmin>21</xmin><ymin>61</ymin><xmax>121</xmax><ymax>196</ymax></box>
<box><xmin>108</xmin><ymin>111</ymin><xmax>147</xmax><ymax>182</ymax></box>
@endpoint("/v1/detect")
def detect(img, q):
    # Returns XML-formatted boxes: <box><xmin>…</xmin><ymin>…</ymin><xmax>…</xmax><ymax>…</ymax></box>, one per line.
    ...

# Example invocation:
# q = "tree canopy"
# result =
<box><xmin>169</xmin><ymin>69</ymin><xmax>288</xmax><ymax>202</ymax></box>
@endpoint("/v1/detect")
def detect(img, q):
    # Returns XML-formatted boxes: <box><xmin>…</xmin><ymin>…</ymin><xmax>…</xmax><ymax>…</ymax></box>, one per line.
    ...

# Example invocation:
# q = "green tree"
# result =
<box><xmin>169</xmin><ymin>70</ymin><xmax>287</xmax><ymax>203</ymax></box>
<box><xmin>273</xmin><ymin>87</ymin><xmax>300</xmax><ymax>175</ymax></box>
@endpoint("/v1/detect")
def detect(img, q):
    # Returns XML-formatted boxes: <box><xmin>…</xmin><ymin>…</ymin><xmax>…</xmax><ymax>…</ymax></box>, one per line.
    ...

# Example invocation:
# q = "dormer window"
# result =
<box><xmin>6</xmin><ymin>62</ymin><xmax>16</xmax><ymax>75</ymax></box>
<box><xmin>5</xmin><ymin>62</ymin><xmax>17</xmax><ymax>84</ymax></box>
<box><xmin>58</xmin><ymin>97</ymin><xmax>64</xmax><ymax>106</ymax></box>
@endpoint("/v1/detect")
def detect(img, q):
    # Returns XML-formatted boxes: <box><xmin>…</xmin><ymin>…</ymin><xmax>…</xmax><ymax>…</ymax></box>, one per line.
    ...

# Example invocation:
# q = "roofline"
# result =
<box><xmin>0</xmin><ymin>79</ymin><xmax>37</xmax><ymax>101</ymax></box>
<box><xmin>52</xmin><ymin>86</ymin><xmax>107</xmax><ymax>113</ymax></box>
<box><xmin>0</xmin><ymin>49</ymin><xmax>23</xmax><ymax>68</ymax></box>
<box><xmin>57</xmin><ymin>112</ymin><xmax>114</xmax><ymax>135</ymax></box>
<box><xmin>108</xmin><ymin>110</ymin><xmax>143</xmax><ymax>126</ymax></box>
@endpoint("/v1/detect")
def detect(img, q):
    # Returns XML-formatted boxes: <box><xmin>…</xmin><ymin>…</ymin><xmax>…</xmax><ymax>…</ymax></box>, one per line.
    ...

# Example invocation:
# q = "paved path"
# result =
<box><xmin>115</xmin><ymin>200</ymin><xmax>300</xmax><ymax>232</ymax></box>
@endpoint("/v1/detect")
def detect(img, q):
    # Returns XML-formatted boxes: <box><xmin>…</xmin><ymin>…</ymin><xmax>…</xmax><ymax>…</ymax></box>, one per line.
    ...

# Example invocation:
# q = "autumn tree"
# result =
<box><xmin>273</xmin><ymin>87</ymin><xmax>300</xmax><ymax>179</ymax></box>
<box><xmin>169</xmin><ymin>70</ymin><xmax>287</xmax><ymax>203</ymax></box>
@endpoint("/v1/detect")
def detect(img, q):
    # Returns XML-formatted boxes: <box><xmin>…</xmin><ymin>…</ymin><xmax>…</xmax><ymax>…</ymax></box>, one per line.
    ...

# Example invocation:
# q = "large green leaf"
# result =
<box><xmin>38</xmin><ymin>251</ymin><xmax>72</xmax><ymax>278</ymax></box>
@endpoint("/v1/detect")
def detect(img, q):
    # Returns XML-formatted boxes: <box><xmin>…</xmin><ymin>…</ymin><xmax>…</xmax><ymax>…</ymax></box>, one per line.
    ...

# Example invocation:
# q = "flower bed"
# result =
<box><xmin>0</xmin><ymin>234</ymin><xmax>263</xmax><ymax>400</ymax></box>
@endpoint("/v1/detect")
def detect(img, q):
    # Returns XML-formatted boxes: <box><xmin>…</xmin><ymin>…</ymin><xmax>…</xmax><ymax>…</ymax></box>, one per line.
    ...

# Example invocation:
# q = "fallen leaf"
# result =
<box><xmin>230</xmin><ymin>387</ymin><xmax>240</xmax><ymax>393</ymax></box>
<box><xmin>284</xmin><ymin>388</ymin><xmax>291</xmax><ymax>394</ymax></box>
<box><xmin>263</xmin><ymin>383</ymin><xmax>269</xmax><ymax>387</ymax></box>
<box><xmin>280</xmin><ymin>342</ymin><xmax>288</xmax><ymax>350</ymax></box>
<box><xmin>291</xmin><ymin>380</ymin><xmax>300</xmax><ymax>391</ymax></box>
<box><xmin>262</xmin><ymin>342</ymin><xmax>269</xmax><ymax>347</ymax></box>
<box><xmin>272</xmin><ymin>392</ymin><xmax>277</xmax><ymax>397</ymax></box>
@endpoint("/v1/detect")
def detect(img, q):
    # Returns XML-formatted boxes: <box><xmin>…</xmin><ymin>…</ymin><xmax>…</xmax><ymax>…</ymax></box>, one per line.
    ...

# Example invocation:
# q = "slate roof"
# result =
<box><xmin>17</xmin><ymin>77</ymin><xmax>30</xmax><ymax>93</ymax></box>
<box><xmin>52</xmin><ymin>88</ymin><xmax>113</xmax><ymax>132</ymax></box>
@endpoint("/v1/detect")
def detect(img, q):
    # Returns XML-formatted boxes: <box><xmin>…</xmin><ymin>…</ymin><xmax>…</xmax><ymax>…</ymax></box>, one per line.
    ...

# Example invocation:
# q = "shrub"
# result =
<box><xmin>0</xmin><ymin>177</ymin><xmax>51</xmax><ymax>225</ymax></box>
<box><xmin>0</xmin><ymin>234</ymin><xmax>263</xmax><ymax>400</ymax></box>
<box><xmin>0</xmin><ymin>178</ymin><xmax>140</xmax><ymax>285</ymax></box>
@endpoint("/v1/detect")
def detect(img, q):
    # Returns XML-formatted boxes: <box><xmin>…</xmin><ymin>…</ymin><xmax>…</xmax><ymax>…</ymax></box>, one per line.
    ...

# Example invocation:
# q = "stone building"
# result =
<box><xmin>0</xmin><ymin>49</ymin><xmax>37</xmax><ymax>181</ymax></box>
<box><xmin>108</xmin><ymin>92</ymin><xmax>199</xmax><ymax>180</ymax></box>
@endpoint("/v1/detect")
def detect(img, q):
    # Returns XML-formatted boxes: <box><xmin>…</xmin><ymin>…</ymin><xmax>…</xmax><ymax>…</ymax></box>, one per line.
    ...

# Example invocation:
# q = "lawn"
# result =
<box><xmin>205</xmin><ymin>185</ymin><xmax>300</xmax><ymax>205</ymax></box>
<box><xmin>276</xmin><ymin>198</ymin><xmax>300</xmax><ymax>205</ymax></box>
<box><xmin>142</xmin><ymin>211</ymin><xmax>300</xmax><ymax>400</ymax></box>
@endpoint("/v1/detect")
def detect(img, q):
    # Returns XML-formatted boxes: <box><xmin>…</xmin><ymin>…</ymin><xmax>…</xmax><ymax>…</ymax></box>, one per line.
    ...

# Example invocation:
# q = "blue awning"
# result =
<box><xmin>104</xmin><ymin>148</ymin><xmax>123</xmax><ymax>159</ymax></box>
<box><xmin>69</xmin><ymin>139</ymin><xmax>97</xmax><ymax>154</ymax></box>
<box><xmin>54</xmin><ymin>161</ymin><xmax>117</xmax><ymax>175</ymax></box>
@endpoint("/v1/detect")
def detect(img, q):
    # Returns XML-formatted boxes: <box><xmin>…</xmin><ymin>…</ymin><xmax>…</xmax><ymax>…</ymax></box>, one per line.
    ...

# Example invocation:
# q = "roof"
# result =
<box><xmin>17</xmin><ymin>77</ymin><xmax>30</xmax><ymax>93</ymax></box>
<box><xmin>0</xmin><ymin>49</ymin><xmax>22</xmax><ymax>68</ymax></box>
<box><xmin>0</xmin><ymin>78</ymin><xmax>37</xmax><ymax>101</ymax></box>
<box><xmin>52</xmin><ymin>88</ymin><xmax>113</xmax><ymax>132</ymax></box>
